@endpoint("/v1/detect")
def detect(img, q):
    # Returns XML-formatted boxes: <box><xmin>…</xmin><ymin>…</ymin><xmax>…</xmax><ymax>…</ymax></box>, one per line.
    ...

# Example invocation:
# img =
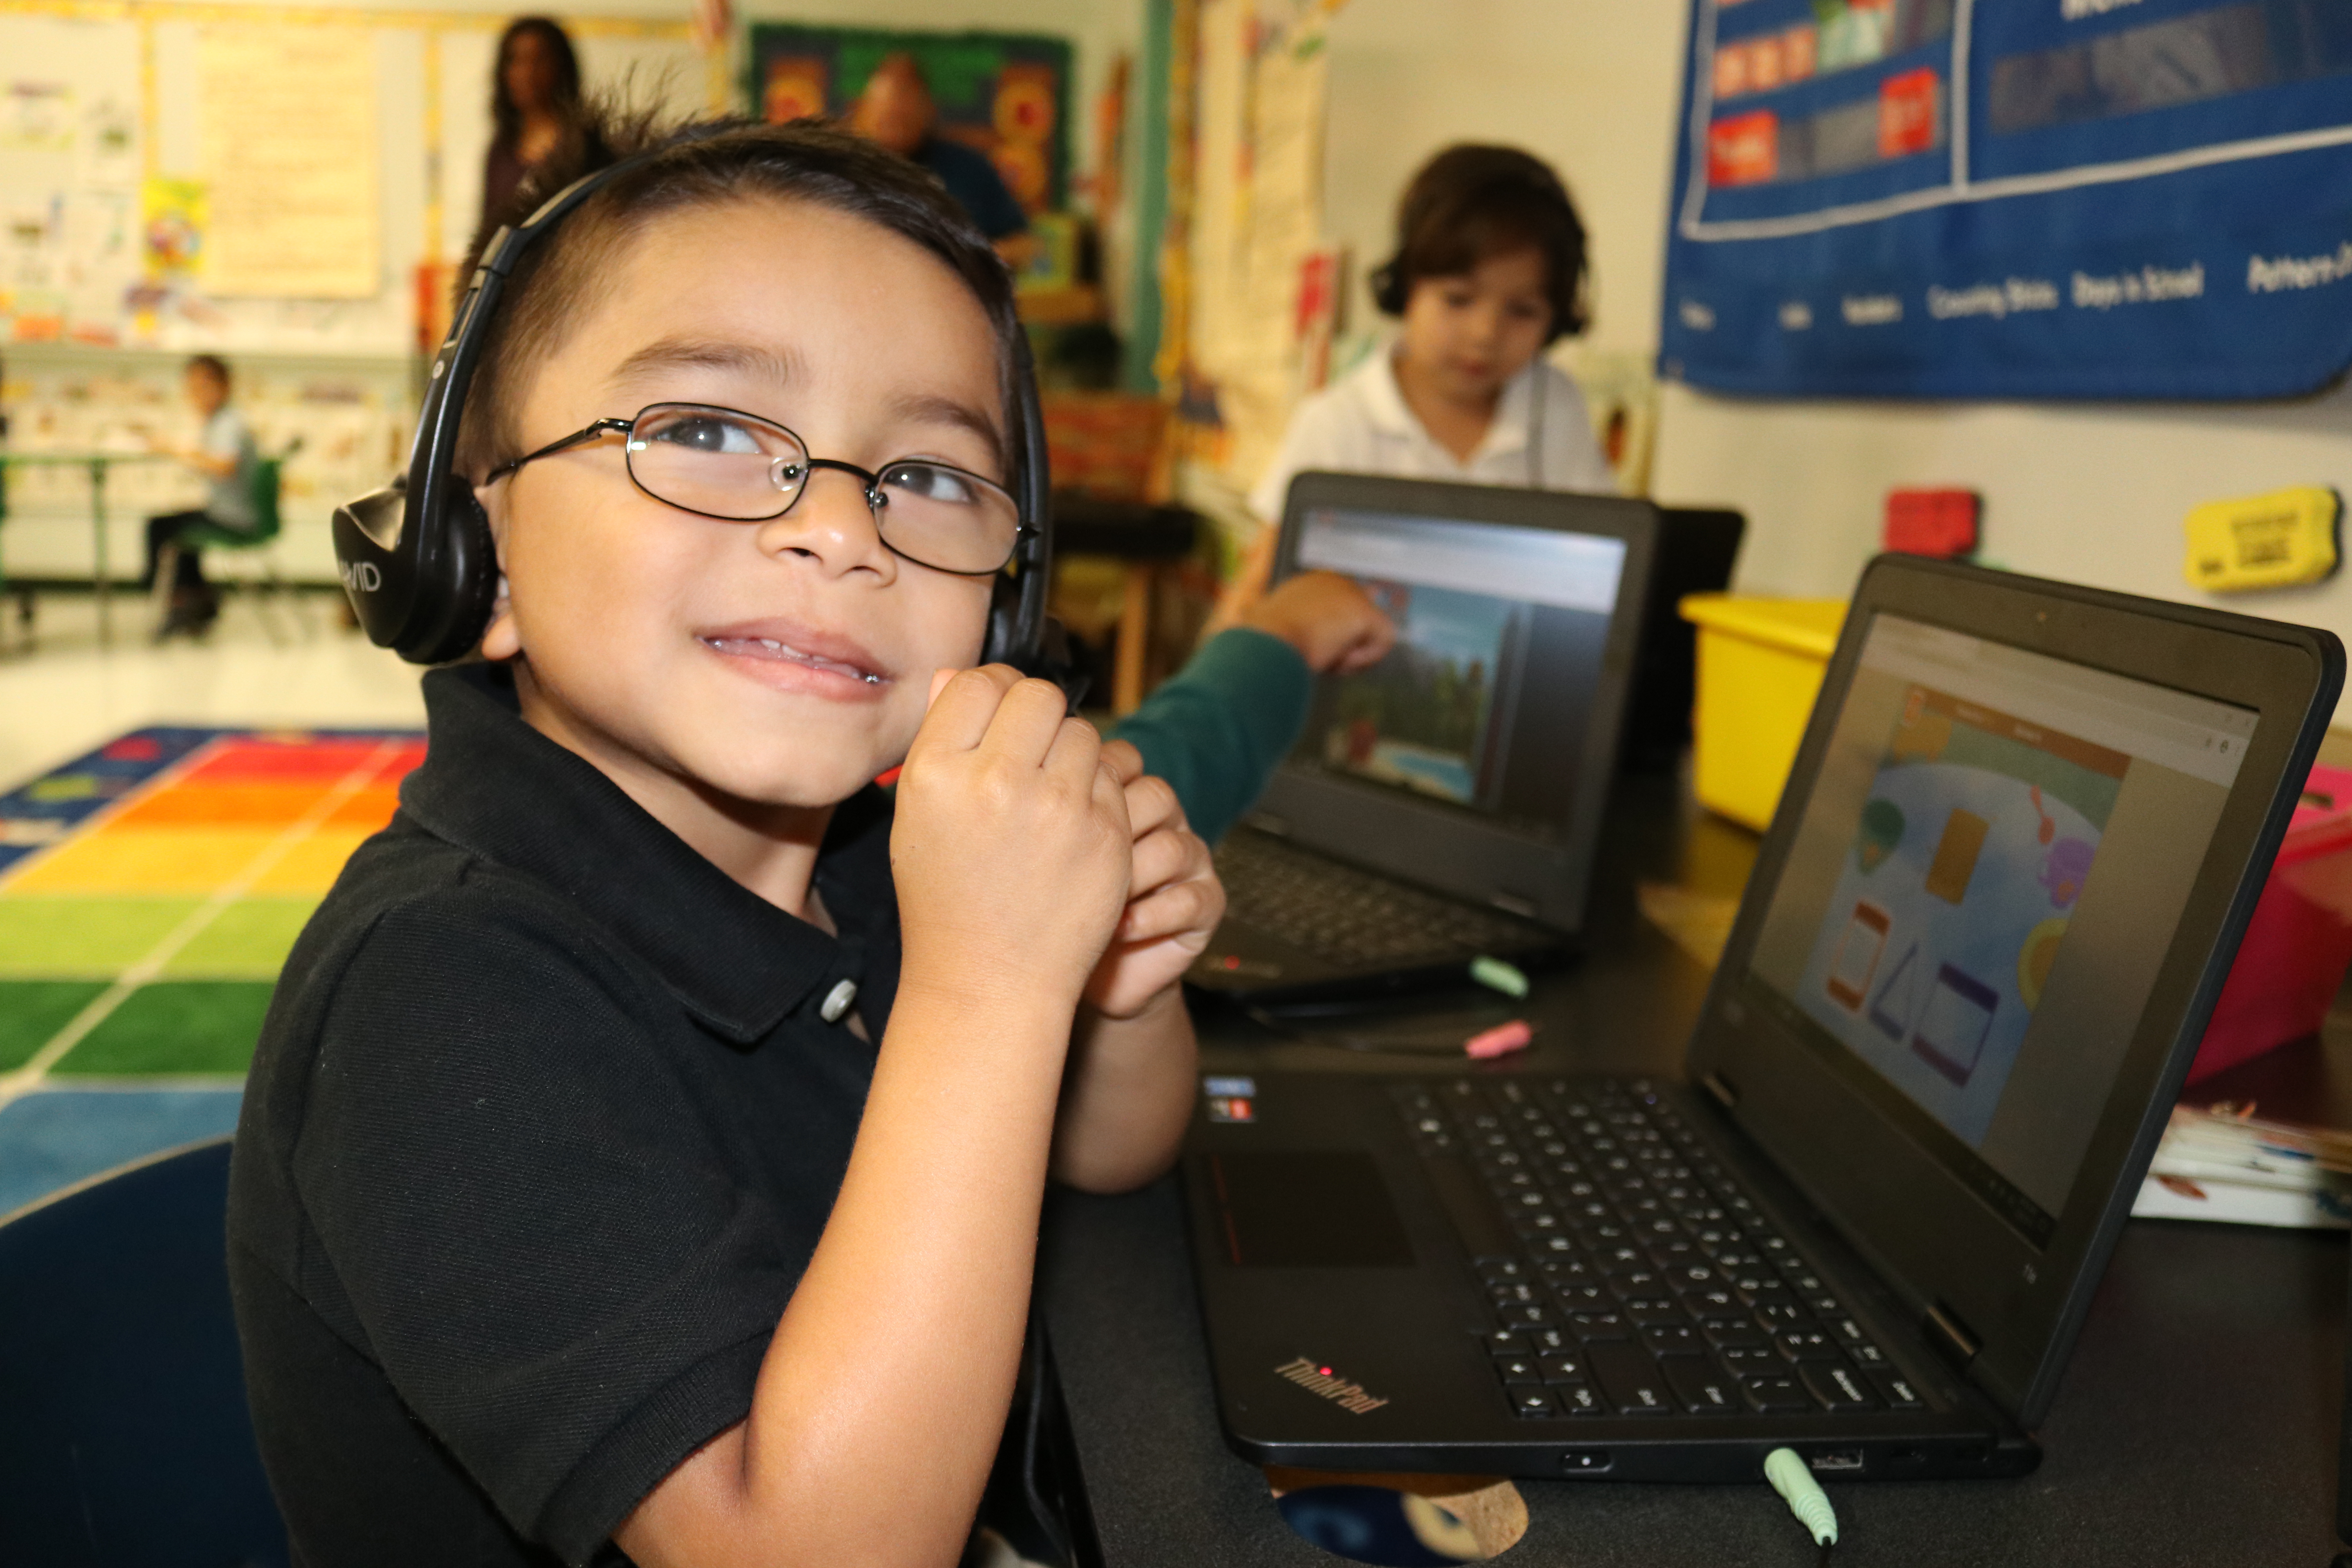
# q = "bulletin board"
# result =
<box><xmin>748</xmin><ymin>25</ymin><xmax>1072</xmax><ymax>214</ymax></box>
<box><xmin>1658</xmin><ymin>0</ymin><xmax>2352</xmax><ymax>400</ymax></box>
<box><xmin>0</xmin><ymin>0</ymin><xmax>715</xmax><ymax>357</ymax></box>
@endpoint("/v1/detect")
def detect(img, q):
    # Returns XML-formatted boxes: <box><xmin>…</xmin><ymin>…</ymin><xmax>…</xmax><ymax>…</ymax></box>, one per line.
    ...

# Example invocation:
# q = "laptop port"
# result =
<box><xmin>1561</xmin><ymin>1449</ymin><xmax>1612</xmax><ymax>1473</ymax></box>
<box><xmin>1807</xmin><ymin>1450</ymin><xmax>1866</xmax><ymax>1474</ymax></box>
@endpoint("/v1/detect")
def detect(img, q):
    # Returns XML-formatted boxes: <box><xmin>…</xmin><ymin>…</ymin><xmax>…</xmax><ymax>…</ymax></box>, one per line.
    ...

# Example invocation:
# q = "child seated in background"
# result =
<box><xmin>144</xmin><ymin>354</ymin><xmax>258</xmax><ymax>639</ymax></box>
<box><xmin>231</xmin><ymin>116</ymin><xmax>1225</xmax><ymax>1568</ymax></box>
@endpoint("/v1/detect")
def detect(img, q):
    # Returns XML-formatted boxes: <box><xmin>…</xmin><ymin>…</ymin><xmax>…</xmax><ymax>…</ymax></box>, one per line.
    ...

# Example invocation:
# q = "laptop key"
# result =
<box><xmin>1494</xmin><ymin>1354</ymin><xmax>1544</xmax><ymax>1385</ymax></box>
<box><xmin>1555</xmin><ymin>1381</ymin><xmax>1606</xmax><ymax>1415</ymax></box>
<box><xmin>1484</xmin><ymin>1329</ymin><xmax>1535</xmax><ymax>1357</ymax></box>
<box><xmin>1869</xmin><ymin>1371</ymin><xmax>1926</xmax><ymax>1409</ymax></box>
<box><xmin>1641</xmin><ymin>1324</ymin><xmax>1700</xmax><ymax>1356</ymax></box>
<box><xmin>1662</xmin><ymin>1356</ymin><xmax>1740</xmax><ymax>1413</ymax></box>
<box><xmin>1569</xmin><ymin>1310</ymin><xmax>1628</xmax><ymax>1340</ymax></box>
<box><xmin>1742</xmin><ymin>1374</ymin><xmax>1810</xmax><ymax>1413</ymax></box>
<box><xmin>1800</xmin><ymin>1362</ymin><xmax>1880</xmax><ymax>1412</ymax></box>
<box><xmin>1717</xmin><ymin>1343</ymin><xmax>1780</xmax><ymax>1373</ymax></box>
<box><xmin>1702</xmin><ymin>1318</ymin><xmax>1765</xmax><ymax>1348</ymax></box>
<box><xmin>1525</xmin><ymin>1325</ymin><xmax>1575</xmax><ymax>1356</ymax></box>
<box><xmin>1847</xmin><ymin>1342</ymin><xmax>1890</xmax><ymax>1368</ymax></box>
<box><xmin>1775</xmin><ymin>1328</ymin><xmax>1842</xmax><ymax>1361</ymax></box>
<box><xmin>1512</xmin><ymin>1388</ymin><xmax>1561</xmax><ymax>1419</ymax></box>
<box><xmin>1586</xmin><ymin>1341</ymin><xmax>1676</xmax><ymax>1416</ymax></box>
<box><xmin>1538</xmin><ymin>1353</ymin><xmax>1586</xmax><ymax>1383</ymax></box>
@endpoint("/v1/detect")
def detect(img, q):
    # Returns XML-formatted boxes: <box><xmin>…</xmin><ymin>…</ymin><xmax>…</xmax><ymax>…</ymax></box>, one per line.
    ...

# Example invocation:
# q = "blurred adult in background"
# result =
<box><xmin>481</xmin><ymin>18</ymin><xmax>604</xmax><ymax>227</ymax></box>
<box><xmin>847</xmin><ymin>52</ymin><xmax>1034</xmax><ymax>268</ymax></box>
<box><xmin>144</xmin><ymin>354</ymin><xmax>256</xmax><ymax>640</ymax></box>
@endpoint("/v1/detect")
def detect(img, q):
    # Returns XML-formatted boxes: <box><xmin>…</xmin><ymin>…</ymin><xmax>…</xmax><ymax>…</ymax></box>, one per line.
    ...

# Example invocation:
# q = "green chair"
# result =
<box><xmin>151</xmin><ymin>449</ymin><xmax>297</xmax><ymax>643</ymax></box>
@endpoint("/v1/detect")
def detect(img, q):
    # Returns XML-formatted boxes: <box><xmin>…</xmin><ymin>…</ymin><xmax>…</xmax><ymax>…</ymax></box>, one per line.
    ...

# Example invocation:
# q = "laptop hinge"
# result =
<box><xmin>1699</xmin><ymin>1070</ymin><xmax>1737</xmax><ymax>1111</ymax></box>
<box><xmin>1925</xmin><ymin>1301</ymin><xmax>1981</xmax><ymax>1370</ymax></box>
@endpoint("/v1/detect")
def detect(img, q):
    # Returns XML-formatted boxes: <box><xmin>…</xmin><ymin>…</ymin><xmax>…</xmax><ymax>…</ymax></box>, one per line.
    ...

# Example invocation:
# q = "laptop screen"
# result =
<box><xmin>1744</xmin><ymin>613</ymin><xmax>2258</xmax><ymax>1247</ymax></box>
<box><xmin>1287</xmin><ymin>506</ymin><xmax>1629</xmax><ymax>834</ymax></box>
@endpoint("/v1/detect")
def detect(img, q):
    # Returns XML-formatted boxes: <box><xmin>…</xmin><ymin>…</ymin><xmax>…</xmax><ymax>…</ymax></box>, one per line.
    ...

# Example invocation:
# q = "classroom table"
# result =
<box><xmin>0</xmin><ymin>449</ymin><xmax>172</xmax><ymax>646</ymax></box>
<box><xmin>1036</xmin><ymin>771</ymin><xmax>2348</xmax><ymax>1567</ymax></box>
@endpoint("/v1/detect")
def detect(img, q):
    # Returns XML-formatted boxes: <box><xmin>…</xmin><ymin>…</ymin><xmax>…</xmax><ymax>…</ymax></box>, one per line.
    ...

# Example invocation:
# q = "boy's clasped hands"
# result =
<box><xmin>895</xmin><ymin>665</ymin><xmax>1225</xmax><ymax>1027</ymax></box>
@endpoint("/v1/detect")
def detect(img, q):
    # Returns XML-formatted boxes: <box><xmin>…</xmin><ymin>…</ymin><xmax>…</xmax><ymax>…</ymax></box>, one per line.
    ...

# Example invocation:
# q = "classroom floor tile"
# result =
<box><xmin>159</xmin><ymin>897</ymin><xmax>321</xmax><ymax>978</ymax></box>
<box><xmin>0</xmin><ymin>1088</ymin><xmax>244</xmax><ymax>1220</ymax></box>
<box><xmin>50</xmin><ymin>981</ymin><xmax>276</xmax><ymax>1076</ymax></box>
<box><xmin>0</xmin><ymin>981</ymin><xmax>112</xmax><ymax>1070</ymax></box>
<box><xmin>0</xmin><ymin>896</ymin><xmax>202</xmax><ymax>975</ymax></box>
<box><xmin>4</xmin><ymin>826</ymin><xmax>285</xmax><ymax>895</ymax></box>
<box><xmin>247</xmin><ymin>826</ymin><xmax>378</xmax><ymax>894</ymax></box>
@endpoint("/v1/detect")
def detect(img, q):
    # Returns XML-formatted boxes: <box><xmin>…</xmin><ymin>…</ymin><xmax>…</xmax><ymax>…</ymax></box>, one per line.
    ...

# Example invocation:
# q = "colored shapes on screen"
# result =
<box><xmin>1911</xmin><ymin>964</ymin><xmax>1998</xmax><ymax>1086</ymax></box>
<box><xmin>1868</xmin><ymin>940</ymin><xmax>1921</xmax><ymax>1042</ymax></box>
<box><xmin>1826</xmin><ymin>900</ymin><xmax>1889</xmax><ymax>1011</ymax></box>
<box><xmin>1925</xmin><ymin>808</ymin><xmax>1988</xmax><ymax>905</ymax></box>
<box><xmin>2017</xmin><ymin>917</ymin><xmax>2070</xmax><ymax>1011</ymax></box>
<box><xmin>2040</xmin><ymin>837</ymin><xmax>2094</xmax><ymax>908</ymax></box>
<box><xmin>1856</xmin><ymin>797</ymin><xmax>1905</xmax><ymax>872</ymax></box>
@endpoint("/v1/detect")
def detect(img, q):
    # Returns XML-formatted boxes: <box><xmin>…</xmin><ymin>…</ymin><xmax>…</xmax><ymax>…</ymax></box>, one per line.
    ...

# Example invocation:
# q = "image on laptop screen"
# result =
<box><xmin>1288</xmin><ymin>506</ymin><xmax>1628</xmax><ymax>831</ymax></box>
<box><xmin>1745</xmin><ymin>614</ymin><xmax>2258</xmax><ymax>1245</ymax></box>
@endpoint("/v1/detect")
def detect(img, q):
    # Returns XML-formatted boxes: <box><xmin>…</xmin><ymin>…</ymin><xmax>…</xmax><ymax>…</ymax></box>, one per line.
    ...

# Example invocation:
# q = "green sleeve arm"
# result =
<box><xmin>1107</xmin><ymin>627</ymin><xmax>1312</xmax><ymax>846</ymax></box>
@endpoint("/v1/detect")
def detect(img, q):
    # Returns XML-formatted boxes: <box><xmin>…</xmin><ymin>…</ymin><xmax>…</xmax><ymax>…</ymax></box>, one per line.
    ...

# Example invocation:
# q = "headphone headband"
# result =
<box><xmin>333</xmin><ymin>142</ymin><xmax>1055</xmax><ymax>674</ymax></box>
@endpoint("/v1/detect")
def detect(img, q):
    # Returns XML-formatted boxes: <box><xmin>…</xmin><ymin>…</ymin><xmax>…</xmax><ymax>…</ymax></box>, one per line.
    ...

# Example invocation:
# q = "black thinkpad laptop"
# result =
<box><xmin>1188</xmin><ymin>473</ymin><xmax>1660</xmax><ymax>1005</ymax></box>
<box><xmin>1183</xmin><ymin>556</ymin><xmax>2341</xmax><ymax>1482</ymax></box>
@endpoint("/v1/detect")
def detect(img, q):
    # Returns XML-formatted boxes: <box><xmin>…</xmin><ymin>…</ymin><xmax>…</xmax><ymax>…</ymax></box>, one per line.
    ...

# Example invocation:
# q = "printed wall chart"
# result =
<box><xmin>1659</xmin><ymin>0</ymin><xmax>2352</xmax><ymax>398</ymax></box>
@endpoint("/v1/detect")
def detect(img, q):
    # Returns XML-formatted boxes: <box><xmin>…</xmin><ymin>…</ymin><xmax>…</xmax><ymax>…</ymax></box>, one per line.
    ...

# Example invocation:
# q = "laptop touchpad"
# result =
<box><xmin>1209</xmin><ymin>1151</ymin><xmax>1414</xmax><ymax>1267</ymax></box>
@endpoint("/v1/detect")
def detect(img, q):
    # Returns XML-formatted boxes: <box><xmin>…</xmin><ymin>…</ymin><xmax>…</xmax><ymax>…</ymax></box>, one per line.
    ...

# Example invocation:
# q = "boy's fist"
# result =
<box><xmin>890</xmin><ymin>666</ymin><xmax>1132</xmax><ymax>1011</ymax></box>
<box><xmin>1243</xmin><ymin>570</ymin><xmax>1396</xmax><ymax>675</ymax></box>
<box><xmin>1083</xmin><ymin>740</ymin><xmax>1225</xmax><ymax>1020</ymax></box>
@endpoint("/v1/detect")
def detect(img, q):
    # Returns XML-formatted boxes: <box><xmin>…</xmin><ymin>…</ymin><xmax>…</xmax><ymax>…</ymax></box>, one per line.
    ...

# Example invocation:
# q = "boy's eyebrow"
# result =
<box><xmin>613</xmin><ymin>337</ymin><xmax>1006</xmax><ymax>461</ymax></box>
<box><xmin>610</xmin><ymin>337</ymin><xmax>808</xmax><ymax>388</ymax></box>
<box><xmin>886</xmin><ymin>391</ymin><xmax>1007</xmax><ymax>462</ymax></box>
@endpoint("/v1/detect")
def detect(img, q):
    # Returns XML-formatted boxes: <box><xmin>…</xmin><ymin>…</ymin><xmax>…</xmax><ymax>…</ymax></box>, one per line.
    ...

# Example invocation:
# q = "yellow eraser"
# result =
<box><xmin>2184</xmin><ymin>486</ymin><xmax>2341</xmax><ymax>592</ymax></box>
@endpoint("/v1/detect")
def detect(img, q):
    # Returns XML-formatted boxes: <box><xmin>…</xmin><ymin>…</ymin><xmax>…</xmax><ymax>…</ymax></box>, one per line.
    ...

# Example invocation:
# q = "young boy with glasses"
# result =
<box><xmin>227</xmin><ymin>118</ymin><xmax>1326</xmax><ymax>1568</ymax></box>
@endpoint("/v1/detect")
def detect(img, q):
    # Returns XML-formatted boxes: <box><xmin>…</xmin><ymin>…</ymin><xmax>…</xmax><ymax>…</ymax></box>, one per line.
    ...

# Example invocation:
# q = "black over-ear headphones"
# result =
<box><xmin>333</xmin><ymin>150</ymin><xmax>1054</xmax><ymax>673</ymax></box>
<box><xmin>1367</xmin><ymin>152</ymin><xmax>1589</xmax><ymax>339</ymax></box>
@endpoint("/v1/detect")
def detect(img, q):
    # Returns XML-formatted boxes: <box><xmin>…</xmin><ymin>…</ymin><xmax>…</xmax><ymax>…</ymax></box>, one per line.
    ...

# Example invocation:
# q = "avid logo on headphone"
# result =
<box><xmin>339</xmin><ymin>560</ymin><xmax>383</xmax><ymax>595</ymax></box>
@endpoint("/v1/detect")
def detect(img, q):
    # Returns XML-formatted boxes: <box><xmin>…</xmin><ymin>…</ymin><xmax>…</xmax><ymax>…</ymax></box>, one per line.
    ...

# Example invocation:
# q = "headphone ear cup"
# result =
<box><xmin>1370</xmin><ymin>257</ymin><xmax>1406</xmax><ymax>316</ymax></box>
<box><xmin>397</xmin><ymin>478</ymin><xmax>501</xmax><ymax>665</ymax></box>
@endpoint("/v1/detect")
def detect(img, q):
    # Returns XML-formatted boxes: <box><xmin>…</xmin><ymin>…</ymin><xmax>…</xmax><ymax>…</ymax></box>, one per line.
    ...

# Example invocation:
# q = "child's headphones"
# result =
<box><xmin>332</xmin><ymin>149</ymin><xmax>1054</xmax><ymax>672</ymax></box>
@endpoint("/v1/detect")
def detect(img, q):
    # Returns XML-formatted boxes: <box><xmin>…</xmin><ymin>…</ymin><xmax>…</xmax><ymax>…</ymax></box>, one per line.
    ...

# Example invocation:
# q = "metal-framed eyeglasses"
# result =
<box><xmin>483</xmin><ymin>401</ymin><xmax>1024</xmax><ymax>577</ymax></box>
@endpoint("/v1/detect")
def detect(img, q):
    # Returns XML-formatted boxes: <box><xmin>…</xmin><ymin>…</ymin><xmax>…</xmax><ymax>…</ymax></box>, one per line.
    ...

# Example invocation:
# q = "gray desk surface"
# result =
<box><xmin>1038</xmin><ymin>774</ymin><xmax>2349</xmax><ymax>1567</ymax></box>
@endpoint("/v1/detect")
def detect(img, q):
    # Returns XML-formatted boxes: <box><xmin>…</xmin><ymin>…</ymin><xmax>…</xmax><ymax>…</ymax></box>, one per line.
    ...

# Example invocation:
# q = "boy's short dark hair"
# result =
<box><xmin>454</xmin><ymin>113</ymin><xmax>1020</xmax><ymax>481</ymax></box>
<box><xmin>186</xmin><ymin>353</ymin><xmax>230</xmax><ymax>387</ymax></box>
<box><xmin>1369</xmin><ymin>143</ymin><xmax>1590</xmax><ymax>341</ymax></box>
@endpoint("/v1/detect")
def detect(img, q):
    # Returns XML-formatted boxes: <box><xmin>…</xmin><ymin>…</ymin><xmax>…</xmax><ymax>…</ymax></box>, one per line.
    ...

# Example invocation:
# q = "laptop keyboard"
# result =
<box><xmin>1392</xmin><ymin>1076</ymin><xmax>1929</xmax><ymax>1421</ymax></box>
<box><xmin>1216</xmin><ymin>831</ymin><xmax>1539</xmax><ymax>967</ymax></box>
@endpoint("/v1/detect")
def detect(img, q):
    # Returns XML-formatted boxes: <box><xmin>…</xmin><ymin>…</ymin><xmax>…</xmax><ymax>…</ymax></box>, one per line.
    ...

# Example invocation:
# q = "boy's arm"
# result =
<box><xmin>617</xmin><ymin>668</ymin><xmax>1132</xmax><ymax>1568</ymax></box>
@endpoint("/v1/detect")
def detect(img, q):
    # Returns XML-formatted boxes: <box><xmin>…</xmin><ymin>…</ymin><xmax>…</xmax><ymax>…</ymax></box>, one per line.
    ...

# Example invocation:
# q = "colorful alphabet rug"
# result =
<box><xmin>0</xmin><ymin>727</ymin><xmax>423</xmax><ymax>1213</ymax></box>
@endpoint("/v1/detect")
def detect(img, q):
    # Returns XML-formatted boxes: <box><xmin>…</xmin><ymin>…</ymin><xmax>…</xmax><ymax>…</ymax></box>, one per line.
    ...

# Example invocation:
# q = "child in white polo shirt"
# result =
<box><xmin>1249</xmin><ymin>143</ymin><xmax>1615</xmax><ymax>524</ymax></box>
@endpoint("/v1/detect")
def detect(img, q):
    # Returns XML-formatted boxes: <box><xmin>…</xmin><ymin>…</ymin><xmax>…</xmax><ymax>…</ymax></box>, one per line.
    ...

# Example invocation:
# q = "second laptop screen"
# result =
<box><xmin>1744</xmin><ymin>613</ymin><xmax>2257</xmax><ymax>1244</ymax></box>
<box><xmin>1289</xmin><ymin>507</ymin><xmax>1627</xmax><ymax>837</ymax></box>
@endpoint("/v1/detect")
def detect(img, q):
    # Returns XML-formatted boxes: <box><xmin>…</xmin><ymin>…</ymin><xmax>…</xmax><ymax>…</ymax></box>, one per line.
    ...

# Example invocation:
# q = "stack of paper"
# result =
<box><xmin>2132</xmin><ymin>1102</ymin><xmax>2352</xmax><ymax>1228</ymax></box>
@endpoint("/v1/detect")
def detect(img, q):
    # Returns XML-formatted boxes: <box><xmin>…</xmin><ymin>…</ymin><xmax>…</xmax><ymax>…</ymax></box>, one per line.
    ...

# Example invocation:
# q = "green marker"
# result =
<box><xmin>1764</xmin><ymin>1448</ymin><xmax>1839</xmax><ymax>1546</ymax></box>
<box><xmin>1470</xmin><ymin>956</ymin><xmax>1528</xmax><ymax>998</ymax></box>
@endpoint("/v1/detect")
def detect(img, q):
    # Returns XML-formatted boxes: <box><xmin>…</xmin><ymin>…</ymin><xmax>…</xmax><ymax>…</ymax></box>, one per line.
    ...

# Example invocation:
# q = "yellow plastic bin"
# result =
<box><xmin>1679</xmin><ymin>594</ymin><xmax>1848</xmax><ymax>831</ymax></box>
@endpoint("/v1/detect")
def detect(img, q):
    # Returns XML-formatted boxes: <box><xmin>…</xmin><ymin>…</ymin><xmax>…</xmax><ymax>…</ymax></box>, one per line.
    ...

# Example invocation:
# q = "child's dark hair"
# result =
<box><xmin>1368</xmin><ymin>144</ymin><xmax>1590</xmax><ymax>341</ymax></box>
<box><xmin>454</xmin><ymin>111</ymin><xmax>1020</xmax><ymax>481</ymax></box>
<box><xmin>186</xmin><ymin>353</ymin><xmax>230</xmax><ymax>387</ymax></box>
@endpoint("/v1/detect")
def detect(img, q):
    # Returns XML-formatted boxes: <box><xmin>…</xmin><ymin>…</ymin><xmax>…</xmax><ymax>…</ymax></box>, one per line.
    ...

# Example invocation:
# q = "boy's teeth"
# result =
<box><xmin>709</xmin><ymin>635</ymin><xmax>882</xmax><ymax>684</ymax></box>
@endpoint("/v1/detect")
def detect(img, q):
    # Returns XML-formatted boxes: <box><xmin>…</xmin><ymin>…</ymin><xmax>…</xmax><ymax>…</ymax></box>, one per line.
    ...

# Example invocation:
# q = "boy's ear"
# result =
<box><xmin>474</xmin><ymin>482</ymin><xmax>521</xmax><ymax>662</ymax></box>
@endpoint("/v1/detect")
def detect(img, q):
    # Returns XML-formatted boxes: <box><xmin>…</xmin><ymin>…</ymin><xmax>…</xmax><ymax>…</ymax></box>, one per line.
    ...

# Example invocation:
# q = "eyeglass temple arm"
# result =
<box><xmin>484</xmin><ymin>418</ymin><xmax>635</xmax><ymax>484</ymax></box>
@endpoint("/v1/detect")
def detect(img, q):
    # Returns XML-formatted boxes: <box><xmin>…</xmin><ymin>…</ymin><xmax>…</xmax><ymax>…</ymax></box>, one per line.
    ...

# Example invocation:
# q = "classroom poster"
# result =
<box><xmin>196</xmin><ymin>28</ymin><xmax>380</xmax><ymax>299</ymax></box>
<box><xmin>1660</xmin><ymin>0</ymin><xmax>2352</xmax><ymax>399</ymax></box>
<box><xmin>745</xmin><ymin>25</ymin><xmax>1072</xmax><ymax>212</ymax></box>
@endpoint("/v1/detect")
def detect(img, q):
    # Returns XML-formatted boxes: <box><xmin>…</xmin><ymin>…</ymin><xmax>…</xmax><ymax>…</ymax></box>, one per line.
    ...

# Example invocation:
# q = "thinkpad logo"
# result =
<box><xmin>1273</xmin><ymin>1356</ymin><xmax>1389</xmax><ymax>1414</ymax></box>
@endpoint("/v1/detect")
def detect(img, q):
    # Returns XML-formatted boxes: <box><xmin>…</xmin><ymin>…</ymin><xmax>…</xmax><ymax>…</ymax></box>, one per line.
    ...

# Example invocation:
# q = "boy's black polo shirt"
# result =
<box><xmin>227</xmin><ymin>664</ymin><xmax>902</xmax><ymax>1568</ymax></box>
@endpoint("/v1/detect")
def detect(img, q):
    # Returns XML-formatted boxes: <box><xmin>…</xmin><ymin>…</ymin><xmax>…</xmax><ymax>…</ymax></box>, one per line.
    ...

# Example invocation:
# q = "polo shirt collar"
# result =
<box><xmin>1355</xmin><ymin>346</ymin><xmax>1535</xmax><ymax>463</ymax></box>
<box><xmin>399</xmin><ymin>664</ymin><xmax>891</xmax><ymax>1044</ymax></box>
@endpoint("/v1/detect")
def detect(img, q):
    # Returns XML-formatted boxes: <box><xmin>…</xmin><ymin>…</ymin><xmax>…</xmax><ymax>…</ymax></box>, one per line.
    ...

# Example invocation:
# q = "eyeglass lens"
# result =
<box><xmin>623</xmin><ymin>404</ymin><xmax>1020</xmax><ymax>576</ymax></box>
